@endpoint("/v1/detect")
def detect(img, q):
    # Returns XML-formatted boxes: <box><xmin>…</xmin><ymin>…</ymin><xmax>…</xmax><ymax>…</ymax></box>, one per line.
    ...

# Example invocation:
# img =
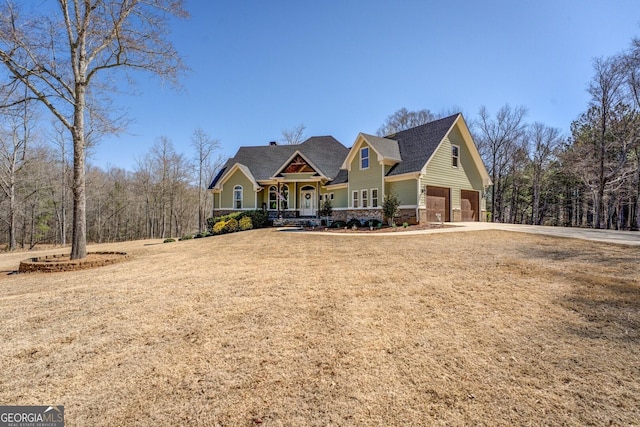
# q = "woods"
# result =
<box><xmin>472</xmin><ymin>38</ymin><xmax>640</xmax><ymax>229</ymax></box>
<box><xmin>0</xmin><ymin>126</ymin><xmax>221</xmax><ymax>249</ymax></box>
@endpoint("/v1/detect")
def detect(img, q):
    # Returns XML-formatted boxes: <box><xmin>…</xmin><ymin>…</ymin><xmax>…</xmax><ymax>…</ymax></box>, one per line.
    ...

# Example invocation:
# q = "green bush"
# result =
<box><xmin>367</xmin><ymin>219</ymin><xmax>382</xmax><ymax>227</ymax></box>
<box><xmin>163</xmin><ymin>238</ymin><xmax>175</xmax><ymax>243</ymax></box>
<box><xmin>179</xmin><ymin>234</ymin><xmax>193</xmax><ymax>241</ymax></box>
<box><xmin>330</xmin><ymin>220</ymin><xmax>347</xmax><ymax>228</ymax></box>
<box><xmin>239</xmin><ymin>216</ymin><xmax>253</xmax><ymax>231</ymax></box>
<box><xmin>224</xmin><ymin>218</ymin><xmax>239</xmax><ymax>233</ymax></box>
<box><xmin>383</xmin><ymin>192</ymin><xmax>401</xmax><ymax>225</ymax></box>
<box><xmin>213</xmin><ymin>221</ymin><xmax>227</xmax><ymax>234</ymax></box>
<box><xmin>239</xmin><ymin>210</ymin><xmax>269</xmax><ymax>228</ymax></box>
<box><xmin>208</xmin><ymin>210</ymin><xmax>270</xmax><ymax>232</ymax></box>
<box><xmin>346</xmin><ymin>219</ymin><xmax>362</xmax><ymax>228</ymax></box>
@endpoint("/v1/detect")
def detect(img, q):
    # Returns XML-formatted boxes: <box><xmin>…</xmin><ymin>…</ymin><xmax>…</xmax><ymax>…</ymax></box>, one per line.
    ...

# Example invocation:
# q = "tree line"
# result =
<box><xmin>379</xmin><ymin>37</ymin><xmax>640</xmax><ymax>230</ymax></box>
<box><xmin>0</xmin><ymin>121</ymin><xmax>221</xmax><ymax>250</ymax></box>
<box><xmin>474</xmin><ymin>37</ymin><xmax>640</xmax><ymax>229</ymax></box>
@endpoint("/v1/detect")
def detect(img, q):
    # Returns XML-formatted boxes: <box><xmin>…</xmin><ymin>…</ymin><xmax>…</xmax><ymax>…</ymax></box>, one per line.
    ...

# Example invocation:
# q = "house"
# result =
<box><xmin>209</xmin><ymin>113</ymin><xmax>492</xmax><ymax>224</ymax></box>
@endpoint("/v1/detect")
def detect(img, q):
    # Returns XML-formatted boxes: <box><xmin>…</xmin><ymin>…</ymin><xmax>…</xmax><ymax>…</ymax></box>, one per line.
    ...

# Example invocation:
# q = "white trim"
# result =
<box><xmin>451</xmin><ymin>144</ymin><xmax>460</xmax><ymax>168</ymax></box>
<box><xmin>233</xmin><ymin>185</ymin><xmax>243</xmax><ymax>210</ymax></box>
<box><xmin>360</xmin><ymin>146</ymin><xmax>370</xmax><ymax>170</ymax></box>
<box><xmin>371</xmin><ymin>188</ymin><xmax>379</xmax><ymax>208</ymax></box>
<box><xmin>361</xmin><ymin>189</ymin><xmax>369</xmax><ymax>208</ymax></box>
<box><xmin>384</xmin><ymin>172</ymin><xmax>420</xmax><ymax>183</ymax></box>
<box><xmin>398</xmin><ymin>204</ymin><xmax>418</xmax><ymax>209</ymax></box>
<box><xmin>272</xmin><ymin>150</ymin><xmax>328</xmax><ymax>179</ymax></box>
<box><xmin>323</xmin><ymin>182</ymin><xmax>347</xmax><ymax>189</ymax></box>
<box><xmin>213</xmin><ymin>163</ymin><xmax>260</xmax><ymax>192</ymax></box>
<box><xmin>352</xmin><ymin>190</ymin><xmax>359</xmax><ymax>208</ymax></box>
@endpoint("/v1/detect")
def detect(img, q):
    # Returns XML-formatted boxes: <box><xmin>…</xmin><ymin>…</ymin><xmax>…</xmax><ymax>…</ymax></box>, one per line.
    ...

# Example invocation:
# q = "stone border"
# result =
<box><xmin>19</xmin><ymin>251</ymin><xmax>129</xmax><ymax>273</ymax></box>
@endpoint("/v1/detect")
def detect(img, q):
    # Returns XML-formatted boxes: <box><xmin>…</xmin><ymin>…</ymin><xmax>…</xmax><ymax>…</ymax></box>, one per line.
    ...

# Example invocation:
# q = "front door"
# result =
<box><xmin>300</xmin><ymin>187</ymin><xmax>316</xmax><ymax>216</ymax></box>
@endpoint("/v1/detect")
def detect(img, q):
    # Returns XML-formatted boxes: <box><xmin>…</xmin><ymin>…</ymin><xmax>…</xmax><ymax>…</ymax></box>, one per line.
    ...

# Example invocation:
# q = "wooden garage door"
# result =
<box><xmin>461</xmin><ymin>189</ymin><xmax>480</xmax><ymax>221</ymax></box>
<box><xmin>426</xmin><ymin>186</ymin><xmax>450</xmax><ymax>222</ymax></box>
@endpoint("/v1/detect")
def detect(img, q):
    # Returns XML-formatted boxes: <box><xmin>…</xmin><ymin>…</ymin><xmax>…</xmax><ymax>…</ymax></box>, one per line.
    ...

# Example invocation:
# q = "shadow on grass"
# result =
<box><xmin>560</xmin><ymin>277</ymin><xmax>640</xmax><ymax>343</ymax></box>
<box><xmin>515</xmin><ymin>241</ymin><xmax>640</xmax><ymax>343</ymax></box>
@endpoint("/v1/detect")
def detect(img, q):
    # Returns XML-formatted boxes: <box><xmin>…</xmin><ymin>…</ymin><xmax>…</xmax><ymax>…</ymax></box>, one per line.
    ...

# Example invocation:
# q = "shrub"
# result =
<box><xmin>367</xmin><ymin>219</ymin><xmax>382</xmax><ymax>228</ymax></box>
<box><xmin>239</xmin><ymin>216</ymin><xmax>253</xmax><ymax>231</ymax></box>
<box><xmin>224</xmin><ymin>218</ymin><xmax>239</xmax><ymax>233</ymax></box>
<box><xmin>383</xmin><ymin>192</ymin><xmax>401</xmax><ymax>225</ymax></box>
<box><xmin>330</xmin><ymin>220</ymin><xmax>346</xmax><ymax>228</ymax></box>
<box><xmin>213</xmin><ymin>221</ymin><xmax>227</xmax><ymax>235</ymax></box>
<box><xmin>180</xmin><ymin>234</ymin><xmax>193</xmax><ymax>241</ymax></box>
<box><xmin>240</xmin><ymin>210</ymin><xmax>269</xmax><ymax>228</ymax></box>
<box><xmin>163</xmin><ymin>238</ymin><xmax>175</xmax><ymax>243</ymax></box>
<box><xmin>346</xmin><ymin>219</ymin><xmax>362</xmax><ymax>229</ymax></box>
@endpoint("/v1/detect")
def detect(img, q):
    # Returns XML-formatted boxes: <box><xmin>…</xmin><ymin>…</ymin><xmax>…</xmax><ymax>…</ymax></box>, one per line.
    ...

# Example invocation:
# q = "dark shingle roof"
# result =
<box><xmin>208</xmin><ymin>136</ymin><xmax>348</xmax><ymax>189</ymax></box>
<box><xmin>385</xmin><ymin>113</ymin><xmax>459</xmax><ymax>176</ymax></box>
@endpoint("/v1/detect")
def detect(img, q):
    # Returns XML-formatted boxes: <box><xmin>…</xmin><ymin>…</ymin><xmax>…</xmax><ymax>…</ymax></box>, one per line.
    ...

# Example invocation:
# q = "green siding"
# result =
<box><xmin>321</xmin><ymin>187</ymin><xmax>348</xmax><ymax>208</ymax></box>
<box><xmin>349</xmin><ymin>142</ymin><xmax>384</xmax><ymax>207</ymax></box>
<box><xmin>333</xmin><ymin>188</ymin><xmax>348</xmax><ymax>208</ymax></box>
<box><xmin>387</xmin><ymin>180</ymin><xmax>417</xmax><ymax>205</ymax></box>
<box><xmin>220</xmin><ymin>169</ymin><xmax>256</xmax><ymax>209</ymax></box>
<box><xmin>421</xmin><ymin>124</ymin><xmax>485</xmax><ymax>209</ymax></box>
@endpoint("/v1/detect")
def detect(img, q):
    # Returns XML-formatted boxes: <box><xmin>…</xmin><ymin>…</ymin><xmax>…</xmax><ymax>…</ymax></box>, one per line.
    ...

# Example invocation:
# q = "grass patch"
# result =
<box><xmin>0</xmin><ymin>230</ymin><xmax>638</xmax><ymax>425</ymax></box>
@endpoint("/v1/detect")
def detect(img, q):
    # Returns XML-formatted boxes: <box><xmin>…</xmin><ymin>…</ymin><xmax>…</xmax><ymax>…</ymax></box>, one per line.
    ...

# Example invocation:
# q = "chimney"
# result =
<box><xmin>269</xmin><ymin>141</ymin><xmax>278</xmax><ymax>146</ymax></box>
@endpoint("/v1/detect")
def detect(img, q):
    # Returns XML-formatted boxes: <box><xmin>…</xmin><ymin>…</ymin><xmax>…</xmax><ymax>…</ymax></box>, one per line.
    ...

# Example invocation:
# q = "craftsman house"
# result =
<box><xmin>209</xmin><ymin>113</ymin><xmax>492</xmax><ymax>224</ymax></box>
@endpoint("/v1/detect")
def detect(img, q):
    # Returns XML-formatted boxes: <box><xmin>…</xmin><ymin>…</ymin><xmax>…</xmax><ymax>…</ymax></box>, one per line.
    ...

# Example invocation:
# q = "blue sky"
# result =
<box><xmin>91</xmin><ymin>1</ymin><xmax>640</xmax><ymax>171</ymax></box>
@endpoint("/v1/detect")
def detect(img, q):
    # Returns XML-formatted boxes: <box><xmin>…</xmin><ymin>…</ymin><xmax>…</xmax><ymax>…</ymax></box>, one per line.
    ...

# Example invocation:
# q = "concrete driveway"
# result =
<box><xmin>451</xmin><ymin>222</ymin><xmax>640</xmax><ymax>246</ymax></box>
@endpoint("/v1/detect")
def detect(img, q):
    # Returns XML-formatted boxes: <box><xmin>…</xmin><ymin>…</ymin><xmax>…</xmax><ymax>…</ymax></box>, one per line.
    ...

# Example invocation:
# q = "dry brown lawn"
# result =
<box><xmin>0</xmin><ymin>229</ymin><xmax>639</xmax><ymax>426</ymax></box>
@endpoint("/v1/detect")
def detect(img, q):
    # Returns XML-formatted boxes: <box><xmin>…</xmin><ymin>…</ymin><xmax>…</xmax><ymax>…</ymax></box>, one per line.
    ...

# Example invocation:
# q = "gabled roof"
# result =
<box><xmin>209</xmin><ymin>136</ymin><xmax>348</xmax><ymax>189</ymax></box>
<box><xmin>385</xmin><ymin>114</ymin><xmax>459</xmax><ymax>176</ymax></box>
<box><xmin>341</xmin><ymin>133</ymin><xmax>401</xmax><ymax>170</ymax></box>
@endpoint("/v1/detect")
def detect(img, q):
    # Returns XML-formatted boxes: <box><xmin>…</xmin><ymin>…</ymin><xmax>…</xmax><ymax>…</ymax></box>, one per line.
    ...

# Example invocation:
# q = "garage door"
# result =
<box><xmin>461</xmin><ymin>189</ymin><xmax>480</xmax><ymax>221</ymax></box>
<box><xmin>426</xmin><ymin>186</ymin><xmax>450</xmax><ymax>222</ymax></box>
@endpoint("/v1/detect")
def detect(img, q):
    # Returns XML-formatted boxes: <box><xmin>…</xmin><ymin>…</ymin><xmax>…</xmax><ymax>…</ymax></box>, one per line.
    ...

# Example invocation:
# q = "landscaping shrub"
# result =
<box><xmin>213</xmin><ymin>221</ymin><xmax>227</xmax><ymax>235</ymax></box>
<box><xmin>179</xmin><ymin>234</ymin><xmax>193</xmax><ymax>241</ymax></box>
<box><xmin>163</xmin><ymin>238</ymin><xmax>175</xmax><ymax>243</ymax></box>
<box><xmin>224</xmin><ymin>218</ymin><xmax>239</xmax><ymax>233</ymax></box>
<box><xmin>346</xmin><ymin>219</ymin><xmax>362</xmax><ymax>229</ymax></box>
<box><xmin>330</xmin><ymin>220</ymin><xmax>346</xmax><ymax>228</ymax></box>
<box><xmin>239</xmin><ymin>216</ymin><xmax>253</xmax><ymax>231</ymax></box>
<box><xmin>367</xmin><ymin>219</ymin><xmax>382</xmax><ymax>228</ymax></box>
<box><xmin>239</xmin><ymin>210</ymin><xmax>269</xmax><ymax>228</ymax></box>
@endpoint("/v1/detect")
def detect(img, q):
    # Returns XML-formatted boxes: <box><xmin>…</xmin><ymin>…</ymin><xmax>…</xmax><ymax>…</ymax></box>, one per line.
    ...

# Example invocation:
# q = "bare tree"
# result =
<box><xmin>377</xmin><ymin>108</ymin><xmax>436</xmax><ymax>136</ymax></box>
<box><xmin>191</xmin><ymin>128</ymin><xmax>219</xmax><ymax>232</ymax></box>
<box><xmin>0</xmin><ymin>0</ymin><xmax>187</xmax><ymax>259</ymax></box>
<box><xmin>528</xmin><ymin>123</ymin><xmax>563</xmax><ymax>225</ymax></box>
<box><xmin>475</xmin><ymin>105</ymin><xmax>528</xmax><ymax>222</ymax></box>
<box><xmin>0</xmin><ymin>87</ymin><xmax>35</xmax><ymax>251</ymax></box>
<box><xmin>280</xmin><ymin>124</ymin><xmax>306</xmax><ymax>145</ymax></box>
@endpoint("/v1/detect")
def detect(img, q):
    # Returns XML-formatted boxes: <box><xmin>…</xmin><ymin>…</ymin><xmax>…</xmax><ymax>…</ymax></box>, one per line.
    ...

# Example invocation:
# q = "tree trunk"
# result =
<box><xmin>70</xmin><ymin>83</ymin><xmax>87</xmax><ymax>259</ymax></box>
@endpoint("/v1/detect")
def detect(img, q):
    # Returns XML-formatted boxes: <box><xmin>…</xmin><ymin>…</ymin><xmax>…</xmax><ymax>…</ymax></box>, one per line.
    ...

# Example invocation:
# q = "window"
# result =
<box><xmin>360</xmin><ymin>147</ymin><xmax>369</xmax><ymax>170</ymax></box>
<box><xmin>361</xmin><ymin>189</ymin><xmax>368</xmax><ymax>208</ymax></box>
<box><xmin>268</xmin><ymin>186</ymin><xmax>277</xmax><ymax>210</ymax></box>
<box><xmin>233</xmin><ymin>185</ymin><xmax>243</xmax><ymax>209</ymax></box>
<box><xmin>371</xmin><ymin>188</ymin><xmax>379</xmax><ymax>207</ymax></box>
<box><xmin>452</xmin><ymin>145</ymin><xmax>459</xmax><ymax>168</ymax></box>
<box><xmin>352</xmin><ymin>191</ymin><xmax>359</xmax><ymax>208</ymax></box>
<box><xmin>323</xmin><ymin>193</ymin><xmax>334</xmax><ymax>201</ymax></box>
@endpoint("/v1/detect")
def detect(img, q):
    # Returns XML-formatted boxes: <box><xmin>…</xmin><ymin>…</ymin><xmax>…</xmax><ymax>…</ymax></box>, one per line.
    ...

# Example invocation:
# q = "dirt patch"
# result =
<box><xmin>18</xmin><ymin>252</ymin><xmax>129</xmax><ymax>273</ymax></box>
<box><xmin>0</xmin><ymin>230</ymin><xmax>638</xmax><ymax>425</ymax></box>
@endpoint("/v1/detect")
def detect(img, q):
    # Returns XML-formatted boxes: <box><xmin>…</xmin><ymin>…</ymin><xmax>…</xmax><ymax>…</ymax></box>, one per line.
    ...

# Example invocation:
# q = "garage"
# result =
<box><xmin>426</xmin><ymin>186</ymin><xmax>450</xmax><ymax>222</ymax></box>
<box><xmin>461</xmin><ymin>189</ymin><xmax>480</xmax><ymax>221</ymax></box>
